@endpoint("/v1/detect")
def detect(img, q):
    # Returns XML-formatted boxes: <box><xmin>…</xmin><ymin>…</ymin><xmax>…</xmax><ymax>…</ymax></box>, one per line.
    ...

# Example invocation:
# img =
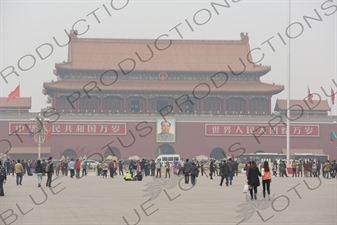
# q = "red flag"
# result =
<box><xmin>308</xmin><ymin>87</ymin><xmax>314</xmax><ymax>104</ymax></box>
<box><xmin>46</xmin><ymin>128</ymin><xmax>52</xmax><ymax>140</ymax></box>
<box><xmin>331</xmin><ymin>87</ymin><xmax>335</xmax><ymax>105</ymax></box>
<box><xmin>7</xmin><ymin>85</ymin><xmax>20</xmax><ymax>101</ymax></box>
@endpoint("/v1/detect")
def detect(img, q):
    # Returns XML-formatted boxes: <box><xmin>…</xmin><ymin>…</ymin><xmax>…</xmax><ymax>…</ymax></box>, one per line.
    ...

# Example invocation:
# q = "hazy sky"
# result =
<box><xmin>0</xmin><ymin>0</ymin><xmax>336</xmax><ymax>114</ymax></box>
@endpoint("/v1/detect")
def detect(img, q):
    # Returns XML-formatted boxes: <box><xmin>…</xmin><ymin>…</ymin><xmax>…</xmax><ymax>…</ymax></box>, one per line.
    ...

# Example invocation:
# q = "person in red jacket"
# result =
<box><xmin>75</xmin><ymin>159</ymin><xmax>81</xmax><ymax>178</ymax></box>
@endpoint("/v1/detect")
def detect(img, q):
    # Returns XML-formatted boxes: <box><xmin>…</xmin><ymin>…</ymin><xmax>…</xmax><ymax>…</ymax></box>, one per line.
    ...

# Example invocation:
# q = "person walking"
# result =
<box><xmin>272</xmin><ymin>161</ymin><xmax>277</xmax><ymax>177</ymax></box>
<box><xmin>262</xmin><ymin>161</ymin><xmax>271</xmax><ymax>200</ymax></box>
<box><xmin>165</xmin><ymin>161</ymin><xmax>170</xmax><ymax>178</ymax></box>
<box><xmin>0</xmin><ymin>161</ymin><xmax>7</xmax><ymax>196</ymax></box>
<box><xmin>102</xmin><ymin>161</ymin><xmax>108</xmax><ymax>178</ymax></box>
<box><xmin>219</xmin><ymin>160</ymin><xmax>229</xmax><ymax>186</ymax></box>
<box><xmin>68</xmin><ymin>159</ymin><xmax>75</xmax><ymax>178</ymax></box>
<box><xmin>75</xmin><ymin>159</ymin><xmax>81</xmax><ymax>178</ymax></box>
<box><xmin>183</xmin><ymin>159</ymin><xmax>191</xmax><ymax>184</ymax></box>
<box><xmin>109</xmin><ymin>160</ymin><xmax>115</xmax><ymax>178</ymax></box>
<box><xmin>35</xmin><ymin>160</ymin><xmax>43</xmax><ymax>187</ymax></box>
<box><xmin>46</xmin><ymin>157</ymin><xmax>54</xmax><ymax>187</ymax></box>
<box><xmin>209</xmin><ymin>160</ymin><xmax>215</xmax><ymax>179</ymax></box>
<box><xmin>292</xmin><ymin>160</ymin><xmax>297</xmax><ymax>177</ymax></box>
<box><xmin>118</xmin><ymin>160</ymin><xmax>124</xmax><ymax>176</ymax></box>
<box><xmin>82</xmin><ymin>161</ymin><xmax>87</xmax><ymax>176</ymax></box>
<box><xmin>5</xmin><ymin>159</ymin><xmax>11</xmax><ymax>176</ymax></box>
<box><xmin>189</xmin><ymin>162</ymin><xmax>198</xmax><ymax>186</ymax></box>
<box><xmin>297</xmin><ymin>160</ymin><xmax>303</xmax><ymax>177</ymax></box>
<box><xmin>15</xmin><ymin>160</ymin><xmax>24</xmax><ymax>185</ymax></box>
<box><xmin>247</xmin><ymin>161</ymin><xmax>261</xmax><ymax>200</ymax></box>
<box><xmin>155</xmin><ymin>159</ymin><xmax>162</xmax><ymax>178</ymax></box>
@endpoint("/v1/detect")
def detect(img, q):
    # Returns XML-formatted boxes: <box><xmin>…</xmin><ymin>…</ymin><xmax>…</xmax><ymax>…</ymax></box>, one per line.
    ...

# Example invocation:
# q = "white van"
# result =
<box><xmin>156</xmin><ymin>154</ymin><xmax>180</xmax><ymax>164</ymax></box>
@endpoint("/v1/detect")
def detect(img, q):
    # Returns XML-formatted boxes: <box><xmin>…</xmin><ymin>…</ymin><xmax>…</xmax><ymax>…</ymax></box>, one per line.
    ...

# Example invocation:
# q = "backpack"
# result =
<box><xmin>312</xmin><ymin>164</ymin><xmax>317</xmax><ymax>169</ymax></box>
<box><xmin>45</xmin><ymin>163</ymin><xmax>50</xmax><ymax>172</ymax></box>
<box><xmin>0</xmin><ymin>166</ymin><xmax>6</xmax><ymax>178</ymax></box>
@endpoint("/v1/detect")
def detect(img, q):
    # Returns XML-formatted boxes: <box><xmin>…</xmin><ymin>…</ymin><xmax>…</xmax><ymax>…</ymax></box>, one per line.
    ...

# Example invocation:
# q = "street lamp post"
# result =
<box><xmin>30</xmin><ymin>113</ymin><xmax>49</xmax><ymax>160</ymax></box>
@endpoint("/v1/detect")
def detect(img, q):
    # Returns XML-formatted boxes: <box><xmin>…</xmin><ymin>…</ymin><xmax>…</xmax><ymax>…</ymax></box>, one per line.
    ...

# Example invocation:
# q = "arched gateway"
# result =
<box><xmin>156</xmin><ymin>144</ymin><xmax>175</xmax><ymax>158</ymax></box>
<box><xmin>210</xmin><ymin>147</ymin><xmax>226</xmax><ymax>160</ymax></box>
<box><xmin>104</xmin><ymin>147</ymin><xmax>121</xmax><ymax>159</ymax></box>
<box><xmin>62</xmin><ymin>149</ymin><xmax>77</xmax><ymax>159</ymax></box>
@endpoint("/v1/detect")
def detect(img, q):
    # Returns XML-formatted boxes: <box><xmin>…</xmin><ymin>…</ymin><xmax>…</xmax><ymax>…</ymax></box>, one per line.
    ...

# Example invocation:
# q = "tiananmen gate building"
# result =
<box><xmin>0</xmin><ymin>31</ymin><xmax>336</xmax><ymax>161</ymax></box>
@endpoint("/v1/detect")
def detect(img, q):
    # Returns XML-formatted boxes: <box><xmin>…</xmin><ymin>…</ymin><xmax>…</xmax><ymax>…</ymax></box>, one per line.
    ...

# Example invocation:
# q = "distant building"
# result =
<box><xmin>42</xmin><ymin>31</ymin><xmax>284</xmax><ymax>115</ymax></box>
<box><xmin>274</xmin><ymin>99</ymin><xmax>331</xmax><ymax>116</ymax></box>
<box><xmin>0</xmin><ymin>97</ymin><xmax>31</xmax><ymax>113</ymax></box>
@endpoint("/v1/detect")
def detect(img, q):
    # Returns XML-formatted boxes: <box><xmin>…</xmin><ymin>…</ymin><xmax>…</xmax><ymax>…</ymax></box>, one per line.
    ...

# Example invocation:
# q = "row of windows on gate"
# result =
<box><xmin>57</xmin><ymin>99</ymin><xmax>266</xmax><ymax>112</ymax></box>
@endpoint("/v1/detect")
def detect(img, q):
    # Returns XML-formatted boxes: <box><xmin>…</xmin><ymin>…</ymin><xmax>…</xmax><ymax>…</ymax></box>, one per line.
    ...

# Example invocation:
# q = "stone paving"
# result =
<box><xmin>0</xmin><ymin>171</ymin><xmax>336</xmax><ymax>225</ymax></box>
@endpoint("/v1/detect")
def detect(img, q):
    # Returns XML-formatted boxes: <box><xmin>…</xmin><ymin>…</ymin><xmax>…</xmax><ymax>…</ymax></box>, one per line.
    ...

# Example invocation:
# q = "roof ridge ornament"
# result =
<box><xmin>240</xmin><ymin>32</ymin><xmax>249</xmax><ymax>43</ymax></box>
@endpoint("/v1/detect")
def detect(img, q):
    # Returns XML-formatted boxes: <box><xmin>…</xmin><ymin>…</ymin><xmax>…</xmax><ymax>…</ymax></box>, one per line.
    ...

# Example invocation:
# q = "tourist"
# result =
<box><xmin>292</xmin><ymin>160</ymin><xmax>297</xmax><ymax>177</ymax></box>
<box><xmin>316</xmin><ymin>161</ymin><xmax>321</xmax><ymax>177</ymax></box>
<box><xmin>136</xmin><ymin>171</ymin><xmax>143</xmax><ymax>181</ymax></box>
<box><xmin>82</xmin><ymin>161</ymin><xmax>87</xmax><ymax>176</ymax></box>
<box><xmin>227</xmin><ymin>158</ymin><xmax>234</xmax><ymax>185</ymax></box>
<box><xmin>304</xmin><ymin>160</ymin><xmax>309</xmax><ymax>177</ymax></box>
<box><xmin>0</xmin><ymin>161</ymin><xmax>7</xmax><ymax>196</ymax></box>
<box><xmin>113</xmin><ymin>160</ymin><xmax>118</xmax><ymax>176</ymax></box>
<box><xmin>150</xmin><ymin>160</ymin><xmax>155</xmax><ymax>176</ymax></box>
<box><xmin>75</xmin><ymin>159</ymin><xmax>81</xmax><ymax>178</ymax></box>
<box><xmin>165</xmin><ymin>161</ymin><xmax>170</xmax><ymax>178</ymax></box>
<box><xmin>178</xmin><ymin>159</ymin><xmax>184</xmax><ymax>177</ymax></box>
<box><xmin>183</xmin><ymin>159</ymin><xmax>191</xmax><ymax>184</ymax></box>
<box><xmin>136</xmin><ymin>160</ymin><xmax>141</xmax><ymax>177</ymax></box>
<box><xmin>102</xmin><ymin>161</ymin><xmax>108</xmax><ymax>178</ymax></box>
<box><xmin>46</xmin><ymin>157</ymin><xmax>54</xmax><ymax>187</ymax></box>
<box><xmin>247</xmin><ymin>161</ymin><xmax>261</xmax><ymax>200</ymax></box>
<box><xmin>124</xmin><ymin>172</ymin><xmax>132</xmax><ymax>181</ymax></box>
<box><xmin>97</xmin><ymin>161</ymin><xmax>102</xmax><ymax>176</ymax></box>
<box><xmin>155</xmin><ymin>159</ymin><xmax>162</xmax><ymax>178</ymax></box>
<box><xmin>219</xmin><ymin>160</ymin><xmax>229</xmax><ymax>186</ymax></box>
<box><xmin>200</xmin><ymin>161</ymin><xmax>205</xmax><ymax>176</ymax></box>
<box><xmin>233</xmin><ymin>160</ymin><xmax>239</xmax><ymax>177</ymax></box>
<box><xmin>5</xmin><ymin>159</ymin><xmax>10</xmax><ymax>176</ymax></box>
<box><xmin>35</xmin><ymin>160</ymin><xmax>43</xmax><ymax>187</ymax></box>
<box><xmin>272</xmin><ymin>161</ymin><xmax>277</xmax><ymax>177</ymax></box>
<box><xmin>63</xmin><ymin>160</ymin><xmax>68</xmax><ymax>176</ymax></box>
<box><xmin>55</xmin><ymin>162</ymin><xmax>60</xmax><ymax>176</ymax></box>
<box><xmin>189</xmin><ymin>162</ymin><xmax>198</xmax><ymax>186</ymax></box>
<box><xmin>109</xmin><ymin>160</ymin><xmax>115</xmax><ymax>178</ymax></box>
<box><xmin>244</xmin><ymin>161</ymin><xmax>251</xmax><ymax>178</ymax></box>
<box><xmin>297</xmin><ymin>160</ymin><xmax>303</xmax><ymax>177</ymax></box>
<box><xmin>118</xmin><ymin>160</ymin><xmax>124</xmax><ymax>176</ymax></box>
<box><xmin>140</xmin><ymin>159</ymin><xmax>146</xmax><ymax>177</ymax></box>
<box><xmin>322</xmin><ymin>160</ymin><xmax>330</xmax><ymax>178</ymax></box>
<box><xmin>15</xmin><ymin>160</ymin><xmax>24</xmax><ymax>185</ymax></box>
<box><xmin>68</xmin><ymin>159</ymin><xmax>75</xmax><ymax>178</ymax></box>
<box><xmin>41</xmin><ymin>159</ymin><xmax>47</xmax><ymax>176</ymax></box>
<box><xmin>308</xmin><ymin>159</ymin><xmax>313</xmax><ymax>177</ymax></box>
<box><xmin>209</xmin><ymin>160</ymin><xmax>215</xmax><ymax>179</ymax></box>
<box><xmin>262</xmin><ymin>161</ymin><xmax>271</xmax><ymax>200</ymax></box>
<box><xmin>10</xmin><ymin>160</ymin><xmax>15</xmax><ymax>176</ymax></box>
<box><xmin>312</xmin><ymin>161</ymin><xmax>317</xmax><ymax>177</ymax></box>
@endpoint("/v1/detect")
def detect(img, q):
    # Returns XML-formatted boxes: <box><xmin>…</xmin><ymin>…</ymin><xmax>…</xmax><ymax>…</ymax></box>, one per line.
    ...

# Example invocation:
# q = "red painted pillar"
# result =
<box><xmin>245</xmin><ymin>99</ymin><xmax>249</xmax><ymax>114</ymax></box>
<box><xmin>146</xmin><ymin>97</ymin><xmax>149</xmax><ymax>112</ymax></box>
<box><xmin>223</xmin><ymin>98</ymin><xmax>226</xmax><ymax>113</ymax></box>
<box><xmin>123</xmin><ymin>97</ymin><xmax>126</xmax><ymax>112</ymax></box>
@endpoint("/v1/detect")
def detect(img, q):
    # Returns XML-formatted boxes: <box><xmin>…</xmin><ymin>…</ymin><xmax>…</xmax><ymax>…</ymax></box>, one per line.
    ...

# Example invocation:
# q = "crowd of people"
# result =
<box><xmin>0</xmin><ymin>156</ymin><xmax>336</xmax><ymax>198</ymax></box>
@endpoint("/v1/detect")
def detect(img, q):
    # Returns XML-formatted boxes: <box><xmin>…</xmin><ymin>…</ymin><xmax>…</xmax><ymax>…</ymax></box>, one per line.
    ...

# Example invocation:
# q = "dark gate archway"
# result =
<box><xmin>255</xmin><ymin>150</ymin><xmax>265</xmax><ymax>154</ymax></box>
<box><xmin>62</xmin><ymin>149</ymin><xmax>77</xmax><ymax>160</ymax></box>
<box><xmin>104</xmin><ymin>147</ymin><xmax>121</xmax><ymax>159</ymax></box>
<box><xmin>156</xmin><ymin>144</ymin><xmax>175</xmax><ymax>158</ymax></box>
<box><xmin>210</xmin><ymin>147</ymin><xmax>226</xmax><ymax>160</ymax></box>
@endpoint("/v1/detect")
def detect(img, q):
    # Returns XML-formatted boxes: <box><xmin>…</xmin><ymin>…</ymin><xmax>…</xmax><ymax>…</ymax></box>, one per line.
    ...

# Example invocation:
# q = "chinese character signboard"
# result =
<box><xmin>205</xmin><ymin>124</ymin><xmax>319</xmax><ymax>137</ymax></box>
<box><xmin>9</xmin><ymin>122</ymin><xmax>126</xmax><ymax>135</ymax></box>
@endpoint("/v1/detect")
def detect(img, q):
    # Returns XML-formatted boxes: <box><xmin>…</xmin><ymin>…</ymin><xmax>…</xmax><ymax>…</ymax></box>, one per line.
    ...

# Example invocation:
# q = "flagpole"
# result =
<box><xmin>286</xmin><ymin>0</ymin><xmax>291</xmax><ymax>167</ymax></box>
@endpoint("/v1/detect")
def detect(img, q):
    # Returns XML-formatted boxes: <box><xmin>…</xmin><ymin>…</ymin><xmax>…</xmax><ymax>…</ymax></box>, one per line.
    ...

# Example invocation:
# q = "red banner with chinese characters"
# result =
<box><xmin>9</xmin><ymin>122</ymin><xmax>126</xmax><ymax>135</ymax></box>
<box><xmin>205</xmin><ymin>124</ymin><xmax>319</xmax><ymax>137</ymax></box>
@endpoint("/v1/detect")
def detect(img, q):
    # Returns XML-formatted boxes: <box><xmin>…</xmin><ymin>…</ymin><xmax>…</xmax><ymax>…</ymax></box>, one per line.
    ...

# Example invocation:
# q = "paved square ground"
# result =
<box><xmin>0</xmin><ymin>171</ymin><xmax>336</xmax><ymax>225</ymax></box>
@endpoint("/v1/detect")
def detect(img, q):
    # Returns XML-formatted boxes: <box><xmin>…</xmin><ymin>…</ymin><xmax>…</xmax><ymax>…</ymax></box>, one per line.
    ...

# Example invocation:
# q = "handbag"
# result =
<box><xmin>243</xmin><ymin>184</ymin><xmax>249</xmax><ymax>193</ymax></box>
